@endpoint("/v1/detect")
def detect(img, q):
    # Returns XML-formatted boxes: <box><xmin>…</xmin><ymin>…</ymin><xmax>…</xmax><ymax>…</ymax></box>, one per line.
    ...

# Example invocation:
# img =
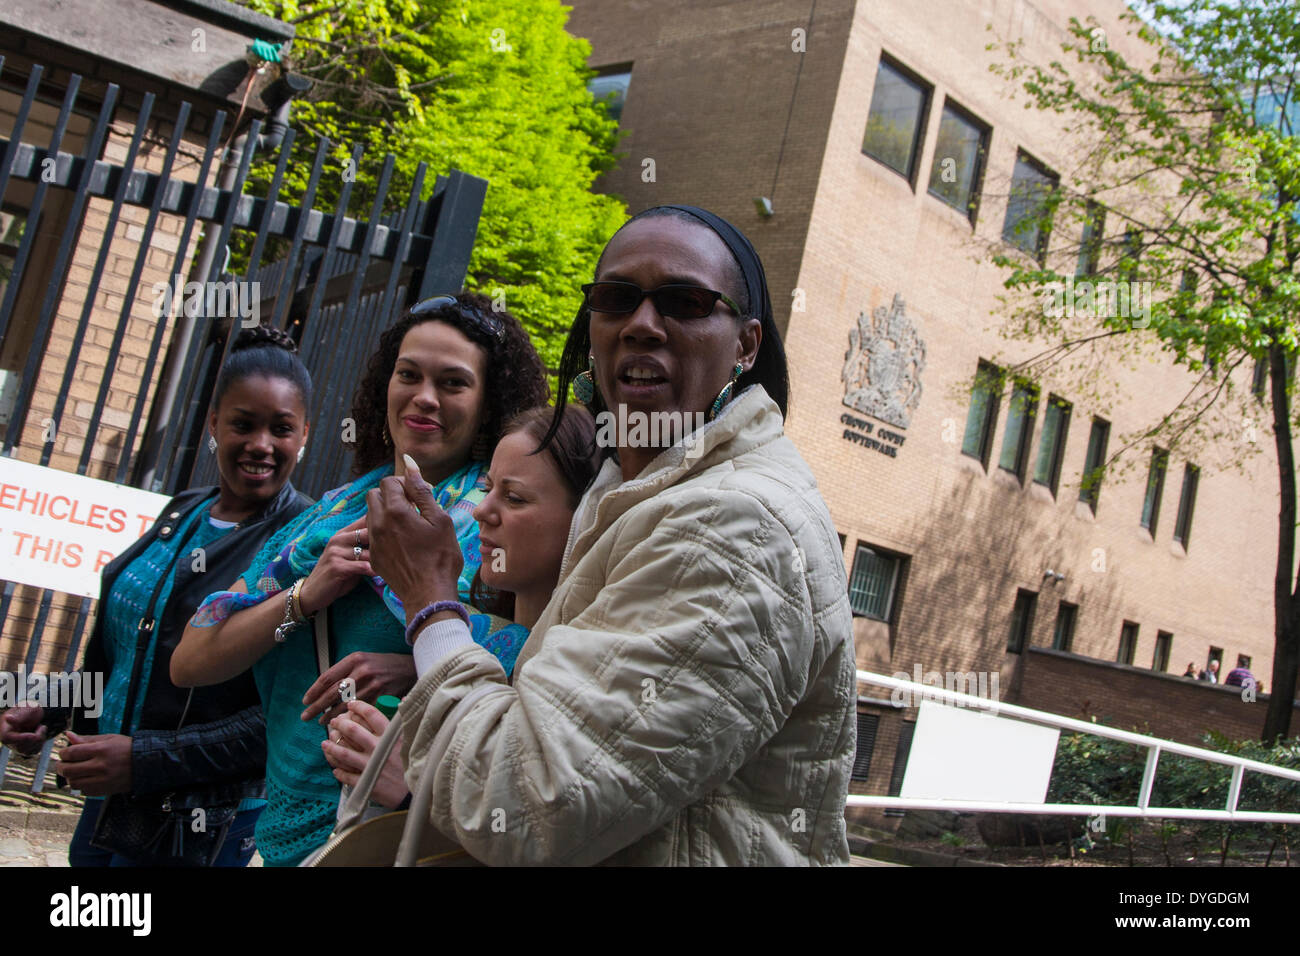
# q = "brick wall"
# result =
<box><xmin>1010</xmin><ymin>647</ymin><xmax>1297</xmax><ymax>745</ymax></box>
<box><xmin>565</xmin><ymin>0</ymin><xmax>856</xmax><ymax>338</ymax></box>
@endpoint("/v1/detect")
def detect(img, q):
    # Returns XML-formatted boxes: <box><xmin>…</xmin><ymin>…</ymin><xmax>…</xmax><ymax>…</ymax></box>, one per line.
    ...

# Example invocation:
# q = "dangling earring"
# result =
<box><xmin>707</xmin><ymin>363</ymin><xmax>745</xmax><ymax>422</ymax></box>
<box><xmin>208</xmin><ymin>435</ymin><xmax>217</xmax><ymax>454</ymax></box>
<box><xmin>572</xmin><ymin>354</ymin><xmax>597</xmax><ymax>406</ymax></box>
<box><xmin>297</xmin><ymin>445</ymin><xmax>306</xmax><ymax>463</ymax></box>
<box><xmin>382</xmin><ymin>420</ymin><xmax>393</xmax><ymax>448</ymax></box>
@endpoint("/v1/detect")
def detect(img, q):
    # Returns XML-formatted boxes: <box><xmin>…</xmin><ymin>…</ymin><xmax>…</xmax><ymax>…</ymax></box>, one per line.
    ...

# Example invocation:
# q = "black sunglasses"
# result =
<box><xmin>410</xmin><ymin>294</ymin><xmax>504</xmax><ymax>342</ymax></box>
<box><xmin>581</xmin><ymin>281</ymin><xmax>742</xmax><ymax>319</ymax></box>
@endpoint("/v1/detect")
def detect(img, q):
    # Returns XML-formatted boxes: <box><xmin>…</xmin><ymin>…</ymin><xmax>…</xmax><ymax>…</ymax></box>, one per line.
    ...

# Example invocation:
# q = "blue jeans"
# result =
<box><xmin>68</xmin><ymin>797</ymin><xmax>262</xmax><ymax>867</ymax></box>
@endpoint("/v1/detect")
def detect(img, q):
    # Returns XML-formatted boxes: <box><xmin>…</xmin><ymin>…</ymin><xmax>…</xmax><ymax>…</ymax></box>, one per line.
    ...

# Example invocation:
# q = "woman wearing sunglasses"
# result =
<box><xmin>368</xmin><ymin>205</ymin><xmax>857</xmax><ymax>865</ymax></box>
<box><xmin>171</xmin><ymin>292</ymin><xmax>549</xmax><ymax>866</ymax></box>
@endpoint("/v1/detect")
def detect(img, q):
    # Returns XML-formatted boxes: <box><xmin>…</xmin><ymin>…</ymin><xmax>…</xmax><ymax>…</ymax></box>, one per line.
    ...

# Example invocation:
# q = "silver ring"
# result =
<box><xmin>353</xmin><ymin>545</ymin><xmax>363</xmax><ymax>560</ymax></box>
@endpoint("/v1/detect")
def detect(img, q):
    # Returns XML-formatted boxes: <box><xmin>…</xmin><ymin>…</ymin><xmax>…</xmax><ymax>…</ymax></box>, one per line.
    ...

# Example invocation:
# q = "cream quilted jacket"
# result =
<box><xmin>399</xmin><ymin>386</ymin><xmax>857</xmax><ymax>865</ymax></box>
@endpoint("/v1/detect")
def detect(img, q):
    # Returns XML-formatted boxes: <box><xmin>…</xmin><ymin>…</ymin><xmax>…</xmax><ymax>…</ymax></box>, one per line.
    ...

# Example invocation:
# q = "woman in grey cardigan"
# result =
<box><xmin>367</xmin><ymin>205</ymin><xmax>856</xmax><ymax>865</ymax></box>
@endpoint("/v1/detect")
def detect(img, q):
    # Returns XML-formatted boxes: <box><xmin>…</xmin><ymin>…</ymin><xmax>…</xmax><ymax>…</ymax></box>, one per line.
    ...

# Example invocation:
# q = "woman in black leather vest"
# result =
<box><xmin>0</xmin><ymin>326</ymin><xmax>314</xmax><ymax>866</ymax></box>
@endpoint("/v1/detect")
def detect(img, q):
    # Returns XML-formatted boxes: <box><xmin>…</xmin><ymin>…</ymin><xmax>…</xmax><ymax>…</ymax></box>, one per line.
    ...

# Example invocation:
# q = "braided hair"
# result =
<box><xmin>213</xmin><ymin>324</ymin><xmax>313</xmax><ymax>412</ymax></box>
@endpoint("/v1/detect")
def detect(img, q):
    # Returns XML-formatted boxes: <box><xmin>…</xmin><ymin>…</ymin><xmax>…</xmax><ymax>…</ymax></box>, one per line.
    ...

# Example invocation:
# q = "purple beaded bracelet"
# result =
<box><xmin>405</xmin><ymin>600</ymin><xmax>470</xmax><ymax>645</ymax></box>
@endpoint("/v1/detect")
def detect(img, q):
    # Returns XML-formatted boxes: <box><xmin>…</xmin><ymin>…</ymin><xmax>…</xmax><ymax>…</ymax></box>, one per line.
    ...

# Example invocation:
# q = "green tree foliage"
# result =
<box><xmin>238</xmin><ymin>0</ymin><xmax>627</xmax><ymax>369</ymax></box>
<box><xmin>987</xmin><ymin>0</ymin><xmax>1300</xmax><ymax>740</ymax></box>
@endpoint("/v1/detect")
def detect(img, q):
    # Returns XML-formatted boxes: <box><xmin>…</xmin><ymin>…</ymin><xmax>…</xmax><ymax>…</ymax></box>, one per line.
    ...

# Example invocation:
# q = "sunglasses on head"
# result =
<box><xmin>410</xmin><ymin>294</ymin><xmax>505</xmax><ymax>342</ymax></box>
<box><xmin>581</xmin><ymin>281</ymin><xmax>742</xmax><ymax>319</ymax></box>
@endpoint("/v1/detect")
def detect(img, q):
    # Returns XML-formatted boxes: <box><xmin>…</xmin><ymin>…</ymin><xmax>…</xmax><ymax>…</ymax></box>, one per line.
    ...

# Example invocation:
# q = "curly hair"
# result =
<box><xmin>350</xmin><ymin>292</ymin><xmax>550</xmax><ymax>475</ymax></box>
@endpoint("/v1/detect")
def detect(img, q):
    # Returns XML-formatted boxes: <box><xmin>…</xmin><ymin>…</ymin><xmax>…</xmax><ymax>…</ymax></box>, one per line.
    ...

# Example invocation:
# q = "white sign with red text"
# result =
<box><xmin>0</xmin><ymin>457</ymin><xmax>170</xmax><ymax>598</ymax></box>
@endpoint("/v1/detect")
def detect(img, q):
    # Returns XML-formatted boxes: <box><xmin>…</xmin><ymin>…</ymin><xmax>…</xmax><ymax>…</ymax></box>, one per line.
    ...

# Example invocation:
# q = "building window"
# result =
<box><xmin>998</xmin><ymin>380</ymin><xmax>1039</xmax><ymax>481</ymax></box>
<box><xmin>1032</xmin><ymin>395</ymin><xmax>1071</xmax><ymax>495</ymax></box>
<box><xmin>1076</xmin><ymin>201</ymin><xmax>1105</xmax><ymax>277</ymax></box>
<box><xmin>1079</xmin><ymin>417</ymin><xmax>1110</xmax><ymax>513</ymax></box>
<box><xmin>1117</xmin><ymin>621</ymin><xmax>1139</xmax><ymax>665</ymax></box>
<box><xmin>587</xmin><ymin>65</ymin><xmax>632</xmax><ymax>124</ymax></box>
<box><xmin>1173</xmin><ymin>463</ymin><xmax>1200</xmax><ymax>547</ymax></box>
<box><xmin>927</xmin><ymin>99</ymin><xmax>987</xmax><ymax>220</ymax></box>
<box><xmin>1007</xmin><ymin>588</ymin><xmax>1037</xmax><ymax>653</ymax></box>
<box><xmin>1252</xmin><ymin>357</ymin><xmax>1268</xmax><ymax>401</ymax></box>
<box><xmin>862</xmin><ymin>56</ymin><xmax>931</xmax><ymax>181</ymax></box>
<box><xmin>851</xmin><ymin>713</ymin><xmax>880</xmax><ymax>781</ymax></box>
<box><xmin>1052</xmin><ymin>601</ymin><xmax>1078</xmax><ymax>652</ymax></box>
<box><xmin>961</xmin><ymin>360</ymin><xmax>1002</xmax><ymax>468</ymax></box>
<box><xmin>1153</xmin><ymin>631</ymin><xmax>1172</xmax><ymax>671</ymax></box>
<box><xmin>1206</xmin><ymin>645</ymin><xmax>1223</xmax><ymax>676</ymax></box>
<box><xmin>885</xmin><ymin>720</ymin><xmax>916</xmax><ymax>816</ymax></box>
<box><xmin>1002</xmin><ymin>151</ymin><xmax>1058</xmax><ymax>260</ymax></box>
<box><xmin>1140</xmin><ymin>448</ymin><xmax>1168</xmax><ymax>535</ymax></box>
<box><xmin>848</xmin><ymin>543</ymin><xmax>903</xmax><ymax>620</ymax></box>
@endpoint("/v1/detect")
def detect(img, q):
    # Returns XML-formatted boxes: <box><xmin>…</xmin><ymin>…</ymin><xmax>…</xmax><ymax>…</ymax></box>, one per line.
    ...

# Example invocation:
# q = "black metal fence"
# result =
<box><xmin>0</xmin><ymin>55</ymin><xmax>485</xmax><ymax>790</ymax></box>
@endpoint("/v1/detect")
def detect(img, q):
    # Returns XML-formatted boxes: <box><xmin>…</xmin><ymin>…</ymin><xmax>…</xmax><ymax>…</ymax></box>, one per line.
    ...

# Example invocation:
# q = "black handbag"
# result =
<box><xmin>87</xmin><ymin>507</ymin><xmax>243</xmax><ymax>866</ymax></box>
<box><xmin>90</xmin><ymin>788</ymin><xmax>239</xmax><ymax>866</ymax></box>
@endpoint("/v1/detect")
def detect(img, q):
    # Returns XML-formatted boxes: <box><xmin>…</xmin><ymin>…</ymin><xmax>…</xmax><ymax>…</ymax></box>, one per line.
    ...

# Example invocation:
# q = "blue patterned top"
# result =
<box><xmin>100</xmin><ymin>500</ymin><xmax>232</xmax><ymax>735</ymax></box>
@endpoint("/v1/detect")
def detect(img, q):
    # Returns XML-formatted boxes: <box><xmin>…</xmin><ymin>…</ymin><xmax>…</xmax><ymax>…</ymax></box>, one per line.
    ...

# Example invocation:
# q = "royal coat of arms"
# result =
<box><xmin>841</xmin><ymin>294</ymin><xmax>926</xmax><ymax>429</ymax></box>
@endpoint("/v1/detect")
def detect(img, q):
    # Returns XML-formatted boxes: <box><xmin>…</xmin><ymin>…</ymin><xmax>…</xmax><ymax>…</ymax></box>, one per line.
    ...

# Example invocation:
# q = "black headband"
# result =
<box><xmin>624</xmin><ymin>204</ymin><xmax>773</xmax><ymax>324</ymax></box>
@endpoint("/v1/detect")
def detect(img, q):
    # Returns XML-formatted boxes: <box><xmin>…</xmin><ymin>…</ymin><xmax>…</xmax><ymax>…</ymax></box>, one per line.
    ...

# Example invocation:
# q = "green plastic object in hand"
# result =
<box><xmin>375</xmin><ymin>695</ymin><xmax>401</xmax><ymax>720</ymax></box>
<box><xmin>248</xmin><ymin>39</ymin><xmax>282</xmax><ymax>63</ymax></box>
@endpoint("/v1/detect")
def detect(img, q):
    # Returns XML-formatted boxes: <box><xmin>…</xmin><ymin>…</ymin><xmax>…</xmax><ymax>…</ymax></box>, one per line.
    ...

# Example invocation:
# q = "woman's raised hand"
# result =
<box><xmin>297</xmin><ymin>516</ymin><xmax>373</xmax><ymax>618</ymax></box>
<box><xmin>366</xmin><ymin>456</ymin><xmax>463</xmax><ymax>621</ymax></box>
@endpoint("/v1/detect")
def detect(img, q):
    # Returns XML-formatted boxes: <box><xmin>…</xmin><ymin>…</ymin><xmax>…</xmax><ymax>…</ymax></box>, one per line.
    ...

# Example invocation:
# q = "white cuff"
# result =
<box><xmin>412</xmin><ymin>617</ymin><xmax>476</xmax><ymax>677</ymax></box>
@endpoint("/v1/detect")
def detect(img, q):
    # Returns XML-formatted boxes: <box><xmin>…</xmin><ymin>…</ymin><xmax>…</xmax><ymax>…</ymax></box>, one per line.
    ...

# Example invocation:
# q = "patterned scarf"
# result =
<box><xmin>192</xmin><ymin>460</ymin><xmax>487</xmax><ymax>627</ymax></box>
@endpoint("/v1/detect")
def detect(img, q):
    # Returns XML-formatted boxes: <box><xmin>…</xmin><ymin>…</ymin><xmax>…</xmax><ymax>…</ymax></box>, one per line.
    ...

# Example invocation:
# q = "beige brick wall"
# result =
<box><xmin>791</xmin><ymin>0</ymin><xmax>1277</xmax><ymax>696</ymax></box>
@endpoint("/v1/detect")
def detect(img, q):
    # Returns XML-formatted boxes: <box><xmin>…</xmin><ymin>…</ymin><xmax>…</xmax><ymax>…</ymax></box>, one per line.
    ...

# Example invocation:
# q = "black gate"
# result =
<box><xmin>0</xmin><ymin>56</ymin><xmax>485</xmax><ymax>789</ymax></box>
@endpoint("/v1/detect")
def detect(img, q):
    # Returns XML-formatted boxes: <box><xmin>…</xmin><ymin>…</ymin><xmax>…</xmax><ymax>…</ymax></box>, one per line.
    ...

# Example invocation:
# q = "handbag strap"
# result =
<box><xmin>396</xmin><ymin>684</ymin><xmax>497</xmax><ymax>867</ymax></box>
<box><xmin>334</xmin><ymin>704</ymin><xmax>406</xmax><ymax>831</ymax></box>
<box><xmin>314</xmin><ymin>607</ymin><xmax>330</xmax><ymax>676</ymax></box>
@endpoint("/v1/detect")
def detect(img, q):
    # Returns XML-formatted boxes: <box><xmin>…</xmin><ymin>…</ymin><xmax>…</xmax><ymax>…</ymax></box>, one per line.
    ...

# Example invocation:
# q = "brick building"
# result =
<box><xmin>564</xmin><ymin>0</ymin><xmax>1294</xmax><ymax>820</ymax></box>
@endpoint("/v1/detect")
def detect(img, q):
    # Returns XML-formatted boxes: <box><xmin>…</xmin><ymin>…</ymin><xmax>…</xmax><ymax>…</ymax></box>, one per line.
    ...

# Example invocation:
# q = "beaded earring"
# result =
<box><xmin>572</xmin><ymin>354</ymin><xmax>597</xmax><ymax>406</ymax></box>
<box><xmin>707</xmin><ymin>363</ymin><xmax>745</xmax><ymax>422</ymax></box>
<box><xmin>208</xmin><ymin>435</ymin><xmax>217</xmax><ymax>454</ymax></box>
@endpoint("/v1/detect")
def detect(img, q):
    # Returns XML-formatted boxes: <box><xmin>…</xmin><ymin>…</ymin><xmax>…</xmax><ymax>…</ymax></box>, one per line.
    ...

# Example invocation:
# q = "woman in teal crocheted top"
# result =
<box><xmin>174</xmin><ymin>294</ymin><xmax>550</xmax><ymax>866</ymax></box>
<box><xmin>322</xmin><ymin>406</ymin><xmax>603</xmax><ymax>815</ymax></box>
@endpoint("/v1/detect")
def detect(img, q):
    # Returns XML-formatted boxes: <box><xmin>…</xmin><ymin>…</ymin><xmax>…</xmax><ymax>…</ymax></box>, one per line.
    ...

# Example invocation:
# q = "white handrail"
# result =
<box><xmin>853</xmin><ymin>671</ymin><xmax>1300</xmax><ymax>822</ymax></box>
